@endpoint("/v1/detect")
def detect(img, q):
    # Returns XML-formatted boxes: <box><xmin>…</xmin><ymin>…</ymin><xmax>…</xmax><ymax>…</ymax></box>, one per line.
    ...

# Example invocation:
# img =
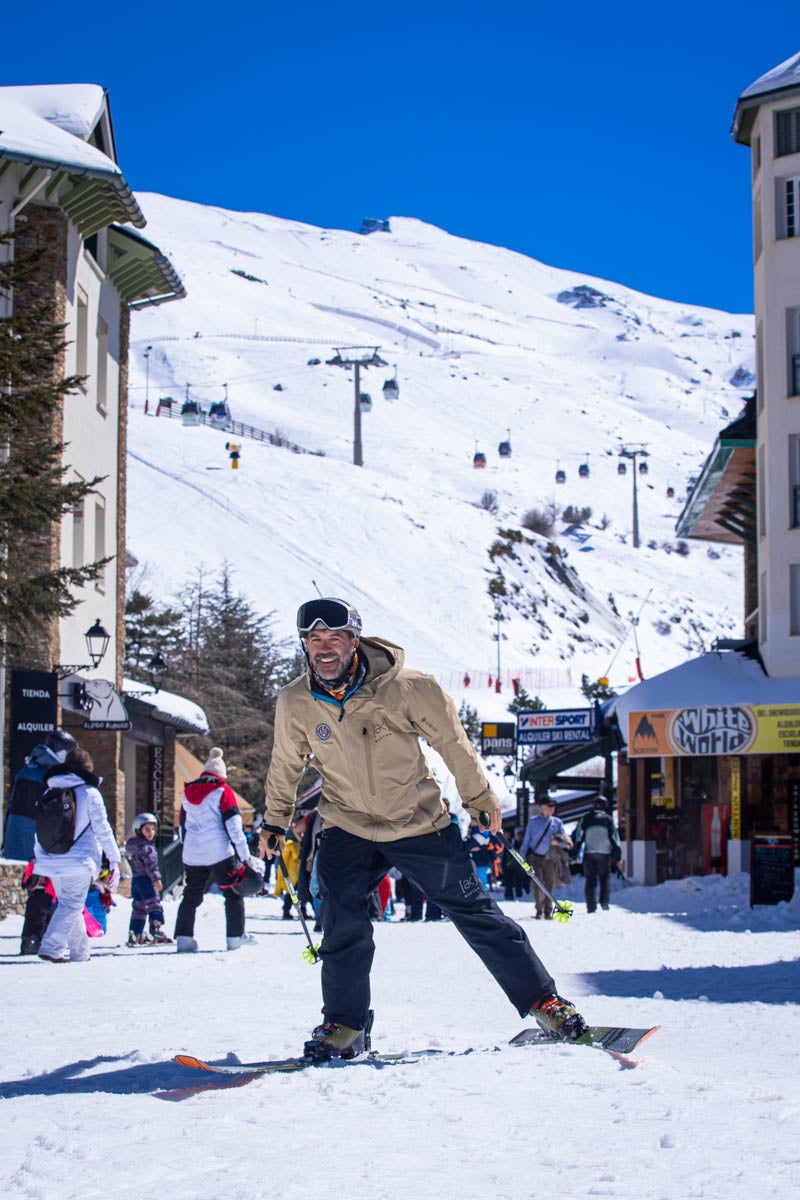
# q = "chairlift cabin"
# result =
<box><xmin>156</xmin><ymin>396</ymin><xmax>174</xmax><ymax>417</ymax></box>
<box><xmin>498</xmin><ymin>438</ymin><xmax>512</xmax><ymax>458</ymax></box>
<box><xmin>555</xmin><ymin>467</ymin><xmax>566</xmax><ymax>484</ymax></box>
<box><xmin>359</xmin><ymin>393</ymin><xmax>373</xmax><ymax>412</ymax></box>
<box><xmin>473</xmin><ymin>451</ymin><xmax>487</xmax><ymax>468</ymax></box>
<box><xmin>181</xmin><ymin>399</ymin><xmax>203</xmax><ymax>426</ymax></box>
<box><xmin>382</xmin><ymin>378</ymin><xmax>399</xmax><ymax>401</ymax></box>
<box><xmin>578</xmin><ymin>461</ymin><xmax>590</xmax><ymax>478</ymax></box>
<box><xmin>208</xmin><ymin>400</ymin><xmax>231</xmax><ymax>430</ymax></box>
<box><xmin>638</xmin><ymin>460</ymin><xmax>649</xmax><ymax>475</ymax></box>
<box><xmin>617</xmin><ymin>461</ymin><xmax>627</xmax><ymax>475</ymax></box>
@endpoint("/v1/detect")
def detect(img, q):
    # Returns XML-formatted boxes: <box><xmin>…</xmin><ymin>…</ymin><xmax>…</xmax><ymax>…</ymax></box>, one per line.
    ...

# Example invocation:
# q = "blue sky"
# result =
<box><xmin>6</xmin><ymin>2</ymin><xmax>798</xmax><ymax>314</ymax></box>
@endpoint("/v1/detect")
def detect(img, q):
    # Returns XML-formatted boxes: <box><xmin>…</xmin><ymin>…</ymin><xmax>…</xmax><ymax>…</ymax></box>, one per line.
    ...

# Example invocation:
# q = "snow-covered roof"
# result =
<box><xmin>0</xmin><ymin>86</ymin><xmax>144</xmax><ymax>229</ymax></box>
<box><xmin>732</xmin><ymin>52</ymin><xmax>800</xmax><ymax>144</ymax></box>
<box><xmin>739</xmin><ymin>52</ymin><xmax>800</xmax><ymax>103</ymax></box>
<box><xmin>122</xmin><ymin>677</ymin><xmax>209</xmax><ymax>735</ymax></box>
<box><xmin>0</xmin><ymin>84</ymin><xmax>106</xmax><ymax>141</ymax></box>
<box><xmin>607</xmin><ymin>650</ymin><xmax>800</xmax><ymax>746</ymax></box>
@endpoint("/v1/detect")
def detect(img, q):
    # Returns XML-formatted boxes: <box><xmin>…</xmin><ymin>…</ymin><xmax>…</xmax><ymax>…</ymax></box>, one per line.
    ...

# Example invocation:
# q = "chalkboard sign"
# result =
<box><xmin>750</xmin><ymin>835</ymin><xmax>795</xmax><ymax>907</ymax></box>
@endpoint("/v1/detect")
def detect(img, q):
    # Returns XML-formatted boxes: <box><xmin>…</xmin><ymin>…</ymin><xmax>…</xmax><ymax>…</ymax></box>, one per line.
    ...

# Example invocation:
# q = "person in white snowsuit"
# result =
<box><xmin>33</xmin><ymin>746</ymin><xmax>120</xmax><ymax>963</ymax></box>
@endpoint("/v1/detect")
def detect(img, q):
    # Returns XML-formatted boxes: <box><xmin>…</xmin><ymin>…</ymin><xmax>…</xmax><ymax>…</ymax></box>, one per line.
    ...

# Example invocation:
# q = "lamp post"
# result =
<box><xmin>143</xmin><ymin>345</ymin><xmax>153</xmax><ymax>415</ymax></box>
<box><xmin>53</xmin><ymin>618</ymin><xmax>112</xmax><ymax>679</ymax></box>
<box><xmin>619</xmin><ymin>444</ymin><xmax>649</xmax><ymax>548</ymax></box>
<box><xmin>326</xmin><ymin>346</ymin><xmax>387</xmax><ymax>466</ymax></box>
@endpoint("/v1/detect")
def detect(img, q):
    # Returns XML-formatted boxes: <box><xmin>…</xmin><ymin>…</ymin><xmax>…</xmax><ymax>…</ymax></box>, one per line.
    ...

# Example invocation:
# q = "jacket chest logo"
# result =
<box><xmin>315</xmin><ymin>723</ymin><xmax>332</xmax><ymax>741</ymax></box>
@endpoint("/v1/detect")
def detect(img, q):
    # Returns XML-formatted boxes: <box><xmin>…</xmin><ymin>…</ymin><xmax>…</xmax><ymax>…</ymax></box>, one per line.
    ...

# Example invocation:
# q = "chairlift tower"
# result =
<box><xmin>619</xmin><ymin>444</ymin><xmax>649</xmax><ymax>548</ymax></box>
<box><xmin>326</xmin><ymin>346</ymin><xmax>387</xmax><ymax>466</ymax></box>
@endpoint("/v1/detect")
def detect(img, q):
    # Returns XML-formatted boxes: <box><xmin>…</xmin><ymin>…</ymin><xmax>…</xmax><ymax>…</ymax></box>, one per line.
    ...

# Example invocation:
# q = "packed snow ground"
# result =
<box><xmin>1</xmin><ymin>872</ymin><xmax>798</xmax><ymax>1200</ymax></box>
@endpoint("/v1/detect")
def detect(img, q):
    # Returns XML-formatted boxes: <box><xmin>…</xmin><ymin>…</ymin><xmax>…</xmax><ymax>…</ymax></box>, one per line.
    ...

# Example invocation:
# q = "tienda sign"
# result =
<box><xmin>516</xmin><ymin>709</ymin><xmax>595</xmax><ymax>745</ymax></box>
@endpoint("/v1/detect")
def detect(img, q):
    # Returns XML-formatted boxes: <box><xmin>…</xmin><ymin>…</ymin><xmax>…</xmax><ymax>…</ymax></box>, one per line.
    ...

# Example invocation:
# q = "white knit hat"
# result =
<box><xmin>202</xmin><ymin>746</ymin><xmax>227</xmax><ymax>778</ymax></box>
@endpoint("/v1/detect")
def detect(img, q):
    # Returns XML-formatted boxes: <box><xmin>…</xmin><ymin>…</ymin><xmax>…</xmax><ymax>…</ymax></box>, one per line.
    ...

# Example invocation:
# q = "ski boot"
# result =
<box><xmin>303</xmin><ymin>1009</ymin><xmax>374</xmax><ymax>1062</ymax></box>
<box><xmin>127</xmin><ymin>931</ymin><xmax>151</xmax><ymax>946</ymax></box>
<box><xmin>530</xmin><ymin>994</ymin><xmax>588</xmax><ymax>1041</ymax></box>
<box><xmin>150</xmin><ymin>925</ymin><xmax>173</xmax><ymax>944</ymax></box>
<box><xmin>20</xmin><ymin>935</ymin><xmax>41</xmax><ymax>955</ymax></box>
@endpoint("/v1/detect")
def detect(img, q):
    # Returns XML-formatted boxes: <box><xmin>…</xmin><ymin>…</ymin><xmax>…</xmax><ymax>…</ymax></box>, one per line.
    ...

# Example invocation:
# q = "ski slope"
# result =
<box><xmin>126</xmin><ymin>197</ymin><xmax>751</xmax><ymax>704</ymax></box>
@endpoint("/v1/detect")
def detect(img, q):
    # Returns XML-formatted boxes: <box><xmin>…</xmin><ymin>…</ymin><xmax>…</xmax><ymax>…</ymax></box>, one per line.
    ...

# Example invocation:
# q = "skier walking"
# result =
<box><xmin>572</xmin><ymin>795</ymin><xmax>623</xmax><ymax>913</ymax></box>
<box><xmin>261</xmin><ymin>597</ymin><xmax>588</xmax><ymax>1059</ymax></box>
<box><xmin>174</xmin><ymin>748</ymin><xmax>261</xmax><ymax>952</ymax></box>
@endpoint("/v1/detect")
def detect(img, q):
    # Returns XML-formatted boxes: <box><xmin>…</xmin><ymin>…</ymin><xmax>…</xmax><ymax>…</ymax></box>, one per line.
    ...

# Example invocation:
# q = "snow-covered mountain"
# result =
<box><xmin>126</xmin><ymin>195</ymin><xmax>753</xmax><ymax>711</ymax></box>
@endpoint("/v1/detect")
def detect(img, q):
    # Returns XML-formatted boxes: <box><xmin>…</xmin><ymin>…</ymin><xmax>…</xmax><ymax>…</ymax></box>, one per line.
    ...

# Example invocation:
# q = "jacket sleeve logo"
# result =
<box><xmin>315</xmin><ymin>723</ymin><xmax>332</xmax><ymax>741</ymax></box>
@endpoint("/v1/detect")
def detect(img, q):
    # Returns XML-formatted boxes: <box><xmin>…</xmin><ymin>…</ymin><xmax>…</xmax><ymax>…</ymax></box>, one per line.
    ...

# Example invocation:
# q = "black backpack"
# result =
<box><xmin>35</xmin><ymin>786</ymin><xmax>88</xmax><ymax>854</ymax></box>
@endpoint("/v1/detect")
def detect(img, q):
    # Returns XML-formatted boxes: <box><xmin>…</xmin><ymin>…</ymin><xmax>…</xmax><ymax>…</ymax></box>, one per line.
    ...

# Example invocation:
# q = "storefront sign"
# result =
<box><xmin>81</xmin><ymin>679</ymin><xmax>132</xmax><ymax>731</ymax></box>
<box><xmin>750</xmin><ymin>834</ymin><xmax>794</xmax><ymax>906</ymax></box>
<box><xmin>628</xmin><ymin>704</ymin><xmax>800</xmax><ymax>757</ymax></box>
<box><xmin>481</xmin><ymin>723</ymin><xmax>515</xmax><ymax>756</ymax></box>
<box><xmin>9</xmin><ymin>669</ymin><xmax>59</xmax><ymax>779</ymax></box>
<box><xmin>517</xmin><ymin>708</ymin><xmax>595</xmax><ymax>746</ymax></box>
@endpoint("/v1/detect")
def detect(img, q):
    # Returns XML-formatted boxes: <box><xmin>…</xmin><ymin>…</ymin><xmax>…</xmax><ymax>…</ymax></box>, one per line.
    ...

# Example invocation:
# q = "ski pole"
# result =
<box><xmin>481</xmin><ymin>818</ymin><xmax>573</xmax><ymax>922</ymax></box>
<box><xmin>274</xmin><ymin>847</ymin><xmax>321</xmax><ymax>964</ymax></box>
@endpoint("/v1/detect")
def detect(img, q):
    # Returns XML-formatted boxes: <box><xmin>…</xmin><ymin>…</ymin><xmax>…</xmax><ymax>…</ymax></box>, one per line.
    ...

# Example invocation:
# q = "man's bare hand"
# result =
<box><xmin>259</xmin><ymin>829</ymin><xmax>285</xmax><ymax>858</ymax></box>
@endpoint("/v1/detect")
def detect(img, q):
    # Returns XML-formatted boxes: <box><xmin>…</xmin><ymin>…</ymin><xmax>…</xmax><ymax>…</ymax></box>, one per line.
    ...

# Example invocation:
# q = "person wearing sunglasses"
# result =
<box><xmin>260</xmin><ymin>597</ymin><xmax>587</xmax><ymax>1059</ymax></box>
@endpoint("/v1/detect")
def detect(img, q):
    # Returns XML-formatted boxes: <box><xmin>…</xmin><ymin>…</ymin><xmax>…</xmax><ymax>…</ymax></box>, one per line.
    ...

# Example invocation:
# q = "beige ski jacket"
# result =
<box><xmin>264</xmin><ymin>637</ymin><xmax>500</xmax><ymax>841</ymax></box>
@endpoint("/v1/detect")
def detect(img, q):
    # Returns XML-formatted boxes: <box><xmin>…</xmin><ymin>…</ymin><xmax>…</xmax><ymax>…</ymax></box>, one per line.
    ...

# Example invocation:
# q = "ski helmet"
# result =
<box><xmin>296</xmin><ymin>597</ymin><xmax>362</xmax><ymax>638</ymax></box>
<box><xmin>45</xmin><ymin>728</ymin><xmax>77</xmax><ymax>760</ymax></box>
<box><xmin>133</xmin><ymin>812</ymin><xmax>158</xmax><ymax>833</ymax></box>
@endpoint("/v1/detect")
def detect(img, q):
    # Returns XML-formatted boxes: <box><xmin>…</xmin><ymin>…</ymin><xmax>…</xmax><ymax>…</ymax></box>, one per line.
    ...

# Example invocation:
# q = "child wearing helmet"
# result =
<box><xmin>125</xmin><ymin>813</ymin><xmax>172</xmax><ymax>945</ymax></box>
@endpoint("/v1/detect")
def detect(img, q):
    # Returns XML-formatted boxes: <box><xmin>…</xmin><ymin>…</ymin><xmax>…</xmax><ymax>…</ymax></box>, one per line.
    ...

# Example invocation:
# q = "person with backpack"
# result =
<box><xmin>3</xmin><ymin>729</ymin><xmax>77</xmax><ymax>861</ymax></box>
<box><xmin>33</xmin><ymin>745</ymin><xmax>121</xmax><ymax>963</ymax></box>
<box><xmin>571</xmin><ymin>795</ymin><xmax>623</xmax><ymax>913</ymax></box>
<box><xmin>519</xmin><ymin>797</ymin><xmax>569</xmax><ymax>919</ymax></box>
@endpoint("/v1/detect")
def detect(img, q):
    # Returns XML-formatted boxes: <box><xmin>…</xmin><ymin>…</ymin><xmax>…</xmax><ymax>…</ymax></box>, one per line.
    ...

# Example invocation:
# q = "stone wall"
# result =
<box><xmin>0</xmin><ymin>861</ymin><xmax>27</xmax><ymax>920</ymax></box>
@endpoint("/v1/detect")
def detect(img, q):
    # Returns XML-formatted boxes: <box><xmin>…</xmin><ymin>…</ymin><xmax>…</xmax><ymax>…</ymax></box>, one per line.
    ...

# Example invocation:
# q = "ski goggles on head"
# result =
<box><xmin>297</xmin><ymin>598</ymin><xmax>362</xmax><ymax>637</ymax></box>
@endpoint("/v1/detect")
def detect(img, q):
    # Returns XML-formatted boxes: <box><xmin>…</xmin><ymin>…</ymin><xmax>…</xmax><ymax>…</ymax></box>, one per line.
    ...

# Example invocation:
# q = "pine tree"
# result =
<box><xmin>506</xmin><ymin>688</ymin><xmax>545</xmax><ymax>715</ymax></box>
<box><xmin>0</xmin><ymin>231</ymin><xmax>109</xmax><ymax>663</ymax></box>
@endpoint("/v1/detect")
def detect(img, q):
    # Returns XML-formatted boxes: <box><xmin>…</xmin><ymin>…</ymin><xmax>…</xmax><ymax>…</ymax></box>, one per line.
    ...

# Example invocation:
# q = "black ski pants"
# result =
<box><xmin>584</xmin><ymin>853</ymin><xmax>612</xmax><ymax>912</ymax></box>
<box><xmin>174</xmin><ymin>859</ymin><xmax>244</xmax><ymax>938</ymax></box>
<box><xmin>316</xmin><ymin>823</ymin><xmax>556</xmax><ymax>1029</ymax></box>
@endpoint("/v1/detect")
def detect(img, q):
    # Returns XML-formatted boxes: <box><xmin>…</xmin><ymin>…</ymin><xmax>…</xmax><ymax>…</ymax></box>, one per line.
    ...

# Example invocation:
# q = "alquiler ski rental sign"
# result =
<box><xmin>516</xmin><ymin>708</ymin><xmax>596</xmax><ymax>747</ymax></box>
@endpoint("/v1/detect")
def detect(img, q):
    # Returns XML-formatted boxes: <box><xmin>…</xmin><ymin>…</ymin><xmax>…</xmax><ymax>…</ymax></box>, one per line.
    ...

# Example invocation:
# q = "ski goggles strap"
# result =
<box><xmin>297</xmin><ymin>598</ymin><xmax>362</xmax><ymax>637</ymax></box>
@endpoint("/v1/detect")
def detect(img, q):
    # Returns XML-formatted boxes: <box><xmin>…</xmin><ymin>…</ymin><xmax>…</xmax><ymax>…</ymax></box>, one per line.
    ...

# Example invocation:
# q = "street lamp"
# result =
<box><xmin>326</xmin><ymin>346</ymin><xmax>387</xmax><ymax>466</ymax></box>
<box><xmin>143</xmin><ymin>345</ymin><xmax>153</xmax><ymax>415</ymax></box>
<box><xmin>147</xmin><ymin>651</ymin><xmax>168</xmax><ymax>692</ymax></box>
<box><xmin>53</xmin><ymin>618</ymin><xmax>112</xmax><ymax>679</ymax></box>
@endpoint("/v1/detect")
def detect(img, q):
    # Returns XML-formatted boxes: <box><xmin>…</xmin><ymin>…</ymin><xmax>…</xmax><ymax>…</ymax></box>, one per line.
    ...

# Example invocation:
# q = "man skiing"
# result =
<box><xmin>261</xmin><ymin>597</ymin><xmax>588</xmax><ymax>1059</ymax></box>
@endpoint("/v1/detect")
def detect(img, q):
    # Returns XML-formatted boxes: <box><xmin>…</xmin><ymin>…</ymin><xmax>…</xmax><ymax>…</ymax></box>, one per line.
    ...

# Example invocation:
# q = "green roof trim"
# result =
<box><xmin>108</xmin><ymin>225</ymin><xmax>186</xmax><ymax>308</ymax></box>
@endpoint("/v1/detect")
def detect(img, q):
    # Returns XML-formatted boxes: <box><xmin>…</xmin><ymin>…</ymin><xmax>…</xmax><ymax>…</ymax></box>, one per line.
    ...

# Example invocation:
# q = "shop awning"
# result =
<box><xmin>520</xmin><ymin>734</ymin><xmax>617</xmax><ymax>783</ymax></box>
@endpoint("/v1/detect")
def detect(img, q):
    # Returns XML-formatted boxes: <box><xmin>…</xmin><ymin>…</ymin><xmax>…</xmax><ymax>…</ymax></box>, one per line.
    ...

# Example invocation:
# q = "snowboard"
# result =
<box><xmin>510</xmin><ymin>1024</ymin><xmax>660</xmax><ymax>1060</ymax></box>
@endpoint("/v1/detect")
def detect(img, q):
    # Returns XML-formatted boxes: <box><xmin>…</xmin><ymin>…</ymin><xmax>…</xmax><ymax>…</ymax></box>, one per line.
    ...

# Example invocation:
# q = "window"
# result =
<box><xmin>94</xmin><ymin>498</ymin><xmax>106</xmax><ymax>593</ymax></box>
<box><xmin>776</xmin><ymin>107</ymin><xmax>800</xmax><ymax>157</ymax></box>
<box><xmin>787</xmin><ymin>309</ymin><xmax>800</xmax><ymax>395</ymax></box>
<box><xmin>754</xmin><ymin>192</ymin><xmax>763</xmax><ymax>260</ymax></box>
<box><xmin>790</xmin><ymin>436</ymin><xmax>800</xmax><ymax>528</ymax></box>
<box><xmin>776</xmin><ymin>177</ymin><xmax>800</xmax><ymax>238</ymax></box>
<box><xmin>76</xmin><ymin>287</ymin><xmax>88</xmax><ymax>381</ymax></box>
<box><xmin>753</xmin><ymin>134</ymin><xmax>762</xmax><ymax>177</ymax></box>
<box><xmin>760</xmin><ymin>572</ymin><xmax>768</xmax><ymax>643</ymax></box>
<box><xmin>72</xmin><ymin>483</ymin><xmax>84</xmax><ymax>568</ymax></box>
<box><xmin>791</xmin><ymin>566</ymin><xmax>800</xmax><ymax>635</ymax></box>
<box><xmin>756</xmin><ymin>321</ymin><xmax>764</xmax><ymax>411</ymax></box>
<box><xmin>758</xmin><ymin>444</ymin><xmax>766</xmax><ymax>538</ymax></box>
<box><xmin>96</xmin><ymin>315</ymin><xmax>108</xmax><ymax>415</ymax></box>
